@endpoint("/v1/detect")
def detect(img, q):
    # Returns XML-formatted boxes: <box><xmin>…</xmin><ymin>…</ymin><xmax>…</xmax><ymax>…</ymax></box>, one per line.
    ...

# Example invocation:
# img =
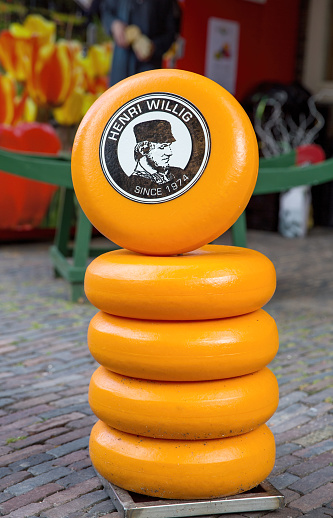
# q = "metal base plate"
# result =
<box><xmin>96</xmin><ymin>472</ymin><xmax>284</xmax><ymax>518</ymax></box>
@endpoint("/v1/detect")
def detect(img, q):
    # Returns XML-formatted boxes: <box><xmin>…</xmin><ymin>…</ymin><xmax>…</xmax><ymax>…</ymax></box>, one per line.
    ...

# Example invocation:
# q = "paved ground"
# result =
<box><xmin>0</xmin><ymin>228</ymin><xmax>332</xmax><ymax>518</ymax></box>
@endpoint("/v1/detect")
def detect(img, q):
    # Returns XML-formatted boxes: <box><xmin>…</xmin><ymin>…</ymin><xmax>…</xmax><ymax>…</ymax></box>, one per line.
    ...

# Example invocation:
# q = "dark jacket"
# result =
<box><xmin>100</xmin><ymin>0</ymin><xmax>179</xmax><ymax>85</ymax></box>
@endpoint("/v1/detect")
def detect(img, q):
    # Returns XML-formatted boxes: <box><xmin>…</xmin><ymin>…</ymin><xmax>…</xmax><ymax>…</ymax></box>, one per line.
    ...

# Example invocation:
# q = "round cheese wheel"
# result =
<box><xmin>88</xmin><ymin>309</ymin><xmax>279</xmax><ymax>381</ymax></box>
<box><xmin>85</xmin><ymin>245</ymin><xmax>276</xmax><ymax>320</ymax></box>
<box><xmin>72</xmin><ymin>69</ymin><xmax>258</xmax><ymax>256</ymax></box>
<box><xmin>90</xmin><ymin>421</ymin><xmax>275</xmax><ymax>499</ymax></box>
<box><xmin>89</xmin><ymin>366</ymin><xmax>279</xmax><ymax>439</ymax></box>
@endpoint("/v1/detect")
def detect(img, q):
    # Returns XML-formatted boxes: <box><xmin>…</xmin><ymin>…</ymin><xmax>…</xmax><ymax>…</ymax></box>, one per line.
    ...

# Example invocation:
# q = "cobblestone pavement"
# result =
<box><xmin>0</xmin><ymin>228</ymin><xmax>332</xmax><ymax>518</ymax></box>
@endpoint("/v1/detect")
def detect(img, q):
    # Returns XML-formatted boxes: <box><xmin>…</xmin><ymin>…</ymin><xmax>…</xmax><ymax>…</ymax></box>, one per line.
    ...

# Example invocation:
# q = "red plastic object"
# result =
<box><xmin>296</xmin><ymin>144</ymin><xmax>325</xmax><ymax>166</ymax></box>
<box><xmin>0</xmin><ymin>123</ymin><xmax>61</xmax><ymax>230</ymax></box>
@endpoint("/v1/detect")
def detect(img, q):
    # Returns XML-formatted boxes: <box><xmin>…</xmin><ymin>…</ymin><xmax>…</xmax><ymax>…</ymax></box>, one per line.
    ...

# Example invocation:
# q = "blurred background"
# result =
<box><xmin>1</xmin><ymin>0</ymin><xmax>332</xmax><ymax>242</ymax></box>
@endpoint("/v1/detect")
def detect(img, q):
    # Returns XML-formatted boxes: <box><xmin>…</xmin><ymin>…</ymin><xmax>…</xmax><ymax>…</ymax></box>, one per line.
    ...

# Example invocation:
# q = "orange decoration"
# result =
<box><xmin>26</xmin><ymin>40</ymin><xmax>80</xmax><ymax>107</ymax></box>
<box><xmin>0</xmin><ymin>31</ymin><xmax>30</xmax><ymax>82</ymax></box>
<box><xmin>0</xmin><ymin>75</ymin><xmax>15</xmax><ymax>125</ymax></box>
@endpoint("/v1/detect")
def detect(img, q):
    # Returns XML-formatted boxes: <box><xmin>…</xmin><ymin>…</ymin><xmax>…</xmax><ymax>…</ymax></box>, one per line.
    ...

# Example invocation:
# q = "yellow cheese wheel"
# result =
<box><xmin>72</xmin><ymin>69</ymin><xmax>258</xmax><ymax>256</ymax></box>
<box><xmin>88</xmin><ymin>309</ymin><xmax>278</xmax><ymax>381</ymax></box>
<box><xmin>85</xmin><ymin>245</ymin><xmax>276</xmax><ymax>320</ymax></box>
<box><xmin>90</xmin><ymin>421</ymin><xmax>275</xmax><ymax>499</ymax></box>
<box><xmin>89</xmin><ymin>366</ymin><xmax>279</xmax><ymax>439</ymax></box>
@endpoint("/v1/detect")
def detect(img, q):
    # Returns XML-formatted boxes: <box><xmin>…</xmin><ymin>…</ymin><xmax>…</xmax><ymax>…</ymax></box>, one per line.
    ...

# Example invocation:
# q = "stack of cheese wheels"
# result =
<box><xmin>72</xmin><ymin>69</ymin><xmax>279</xmax><ymax>500</ymax></box>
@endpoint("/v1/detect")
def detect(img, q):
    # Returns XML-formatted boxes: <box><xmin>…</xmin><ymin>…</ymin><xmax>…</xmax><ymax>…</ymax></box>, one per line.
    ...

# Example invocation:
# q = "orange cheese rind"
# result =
<box><xmin>88</xmin><ymin>309</ymin><xmax>279</xmax><ymax>380</ymax></box>
<box><xmin>90</xmin><ymin>421</ymin><xmax>276</xmax><ymax>499</ymax></box>
<box><xmin>85</xmin><ymin>244</ymin><xmax>276</xmax><ymax>320</ymax></box>
<box><xmin>88</xmin><ymin>366</ymin><xmax>279</xmax><ymax>440</ymax></box>
<box><xmin>72</xmin><ymin>69</ymin><xmax>258</xmax><ymax>256</ymax></box>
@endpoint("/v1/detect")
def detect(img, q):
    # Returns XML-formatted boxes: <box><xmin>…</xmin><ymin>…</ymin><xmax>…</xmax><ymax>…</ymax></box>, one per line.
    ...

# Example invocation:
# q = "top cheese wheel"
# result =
<box><xmin>72</xmin><ymin>69</ymin><xmax>258</xmax><ymax>256</ymax></box>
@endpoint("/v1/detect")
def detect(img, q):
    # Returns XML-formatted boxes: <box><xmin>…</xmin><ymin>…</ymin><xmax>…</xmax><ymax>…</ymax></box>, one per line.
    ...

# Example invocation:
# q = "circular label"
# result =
<box><xmin>99</xmin><ymin>92</ymin><xmax>211</xmax><ymax>204</ymax></box>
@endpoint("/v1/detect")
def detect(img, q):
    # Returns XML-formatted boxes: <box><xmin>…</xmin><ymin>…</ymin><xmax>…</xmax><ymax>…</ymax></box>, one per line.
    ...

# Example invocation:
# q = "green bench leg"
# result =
<box><xmin>54</xmin><ymin>187</ymin><xmax>75</xmax><ymax>258</ymax></box>
<box><xmin>51</xmin><ymin>189</ymin><xmax>93</xmax><ymax>302</ymax></box>
<box><xmin>231</xmin><ymin>212</ymin><xmax>247</xmax><ymax>248</ymax></box>
<box><xmin>69</xmin><ymin>207</ymin><xmax>93</xmax><ymax>302</ymax></box>
<box><xmin>73</xmin><ymin>206</ymin><xmax>93</xmax><ymax>268</ymax></box>
<box><xmin>70</xmin><ymin>282</ymin><xmax>86</xmax><ymax>303</ymax></box>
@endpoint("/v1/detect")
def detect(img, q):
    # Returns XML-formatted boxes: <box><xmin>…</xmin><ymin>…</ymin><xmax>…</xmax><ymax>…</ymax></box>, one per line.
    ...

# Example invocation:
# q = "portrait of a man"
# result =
<box><xmin>131</xmin><ymin>120</ymin><xmax>184</xmax><ymax>184</ymax></box>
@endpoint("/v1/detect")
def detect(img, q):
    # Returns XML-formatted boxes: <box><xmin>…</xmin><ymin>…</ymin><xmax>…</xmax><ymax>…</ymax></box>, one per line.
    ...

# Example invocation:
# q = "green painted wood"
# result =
<box><xmin>254</xmin><ymin>158</ymin><xmax>333</xmax><ymax>195</ymax></box>
<box><xmin>70</xmin><ymin>283</ymin><xmax>85</xmax><ymax>302</ymax></box>
<box><xmin>0</xmin><ymin>148</ymin><xmax>72</xmax><ymax>188</ymax></box>
<box><xmin>259</xmin><ymin>150</ymin><xmax>296</xmax><ymax>168</ymax></box>
<box><xmin>231</xmin><ymin>212</ymin><xmax>247</xmax><ymax>248</ymax></box>
<box><xmin>50</xmin><ymin>245</ymin><xmax>90</xmax><ymax>282</ymax></box>
<box><xmin>73</xmin><ymin>207</ymin><xmax>93</xmax><ymax>268</ymax></box>
<box><xmin>89</xmin><ymin>246</ymin><xmax>118</xmax><ymax>256</ymax></box>
<box><xmin>230</xmin><ymin>156</ymin><xmax>333</xmax><ymax>248</ymax></box>
<box><xmin>54</xmin><ymin>188</ymin><xmax>75</xmax><ymax>257</ymax></box>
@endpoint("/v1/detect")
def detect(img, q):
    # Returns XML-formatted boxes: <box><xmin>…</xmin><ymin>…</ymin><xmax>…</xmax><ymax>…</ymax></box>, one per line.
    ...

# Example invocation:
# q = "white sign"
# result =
<box><xmin>205</xmin><ymin>18</ymin><xmax>240</xmax><ymax>95</ymax></box>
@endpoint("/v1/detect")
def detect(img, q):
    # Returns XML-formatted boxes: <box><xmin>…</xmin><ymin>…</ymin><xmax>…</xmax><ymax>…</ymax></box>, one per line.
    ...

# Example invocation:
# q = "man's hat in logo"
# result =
<box><xmin>134</xmin><ymin>120</ymin><xmax>176</xmax><ymax>144</ymax></box>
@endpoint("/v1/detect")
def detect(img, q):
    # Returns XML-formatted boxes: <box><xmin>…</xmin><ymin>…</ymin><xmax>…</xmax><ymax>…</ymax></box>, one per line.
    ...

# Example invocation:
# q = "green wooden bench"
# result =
<box><xmin>231</xmin><ymin>154</ymin><xmax>333</xmax><ymax>247</ymax></box>
<box><xmin>0</xmin><ymin>148</ymin><xmax>117</xmax><ymax>301</ymax></box>
<box><xmin>2</xmin><ymin>146</ymin><xmax>333</xmax><ymax>300</ymax></box>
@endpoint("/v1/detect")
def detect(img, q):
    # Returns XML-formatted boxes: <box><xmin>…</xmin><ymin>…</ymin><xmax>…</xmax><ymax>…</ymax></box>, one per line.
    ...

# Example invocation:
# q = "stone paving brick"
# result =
<box><xmin>261</xmin><ymin>508</ymin><xmax>302</xmax><ymax>518</ymax></box>
<box><xmin>10</xmin><ymin>394</ymin><xmax>60</xmax><ymax>410</ymax></box>
<box><xmin>278</xmin><ymin>392</ymin><xmax>308</xmax><ymax>410</ymax></box>
<box><xmin>26</xmin><ymin>412</ymin><xmax>86</xmax><ymax>433</ymax></box>
<box><xmin>0</xmin><ymin>405</ymin><xmax>52</xmax><ymax>427</ymax></box>
<box><xmin>0</xmin><ymin>467</ymin><xmax>11</xmax><ymax>479</ymax></box>
<box><xmin>289</xmin><ymin>466</ymin><xmax>333</xmax><ymax>495</ymax></box>
<box><xmin>304</xmin><ymin>389</ymin><xmax>333</xmax><ymax>405</ymax></box>
<box><xmin>0</xmin><ymin>483</ymin><xmax>63</xmax><ymax>515</ymax></box>
<box><xmin>83</xmin><ymin>498</ymin><xmax>116</xmax><ymax>516</ymax></box>
<box><xmin>302</xmin><ymin>510</ymin><xmax>333</xmax><ymax>518</ymax></box>
<box><xmin>10</xmin><ymin>427</ymin><xmax>68</xmax><ymax>450</ymax></box>
<box><xmin>69</xmin><ymin>414</ymin><xmax>97</xmax><ymax>429</ymax></box>
<box><xmin>293</xmin><ymin>439</ymin><xmax>333</xmax><ymax>458</ymax></box>
<box><xmin>0</xmin><ymin>492</ymin><xmax>14</xmax><ymax>505</ymax></box>
<box><xmin>5</xmin><ymin>500</ymin><xmax>53</xmax><ymax>517</ymax></box>
<box><xmin>276</xmin><ymin>444</ymin><xmax>303</xmax><ymax>458</ymax></box>
<box><xmin>54</xmin><ymin>466</ymin><xmax>96</xmax><ymax>488</ymax></box>
<box><xmin>39</xmin><ymin>490</ymin><xmax>107</xmax><ymax>518</ymax></box>
<box><xmin>293</xmin><ymin>426</ymin><xmax>333</xmax><ymax>447</ymax></box>
<box><xmin>46</xmin><ymin>436</ymin><xmax>89</xmax><ymax>459</ymax></box>
<box><xmin>44</xmin><ymin>476</ymin><xmax>103</xmax><ymax>505</ymax></box>
<box><xmin>69</xmin><ymin>457</ymin><xmax>92</xmax><ymax>471</ymax></box>
<box><xmin>45</xmin><ymin>426</ymin><xmax>92</xmax><ymax>446</ymax></box>
<box><xmin>288</xmin><ymin>452</ymin><xmax>333</xmax><ymax>477</ymax></box>
<box><xmin>0</xmin><ymin>398</ymin><xmax>15</xmax><ymax>407</ymax></box>
<box><xmin>289</xmin><ymin>483</ymin><xmax>333</xmax><ymax>512</ymax></box>
<box><xmin>0</xmin><ymin>446</ymin><xmax>12</xmax><ymax>456</ymax></box>
<box><xmin>271</xmin><ymin>414</ymin><xmax>312</xmax><ymax>434</ymax></box>
<box><xmin>0</xmin><ymin>417</ymin><xmax>44</xmax><ymax>439</ymax></box>
<box><xmin>0</xmin><ymin>444</ymin><xmax>50</xmax><ymax>468</ymax></box>
<box><xmin>51</xmin><ymin>450</ymin><xmax>88</xmax><ymax>467</ymax></box>
<box><xmin>9</xmin><ymin>453</ymin><xmax>54</xmax><ymax>473</ymax></box>
<box><xmin>0</xmin><ymin>471</ymin><xmax>31</xmax><ymax>492</ymax></box>
<box><xmin>270</xmin><ymin>472</ymin><xmax>301</xmax><ymax>490</ymax></box>
<box><xmin>275</xmin><ymin>415</ymin><xmax>333</xmax><ymax>446</ymax></box>
<box><xmin>280</xmin><ymin>488</ymin><xmax>302</xmax><ymax>505</ymax></box>
<box><xmin>272</xmin><ymin>454</ymin><xmax>302</xmax><ymax>476</ymax></box>
<box><xmin>1</xmin><ymin>232</ymin><xmax>333</xmax><ymax>515</ymax></box>
<box><xmin>38</xmin><ymin>405</ymin><xmax>91</xmax><ymax>420</ymax></box>
<box><xmin>92</xmin><ymin>514</ymin><xmax>120</xmax><ymax>518</ymax></box>
<box><xmin>52</xmin><ymin>394</ymin><xmax>88</xmax><ymax>408</ymax></box>
<box><xmin>6</xmin><ymin>466</ymin><xmax>72</xmax><ymax>496</ymax></box>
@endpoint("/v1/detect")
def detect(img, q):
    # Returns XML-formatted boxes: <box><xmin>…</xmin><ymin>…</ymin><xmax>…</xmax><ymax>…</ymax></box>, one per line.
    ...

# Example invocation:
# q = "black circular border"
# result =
<box><xmin>99</xmin><ymin>92</ymin><xmax>211</xmax><ymax>204</ymax></box>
